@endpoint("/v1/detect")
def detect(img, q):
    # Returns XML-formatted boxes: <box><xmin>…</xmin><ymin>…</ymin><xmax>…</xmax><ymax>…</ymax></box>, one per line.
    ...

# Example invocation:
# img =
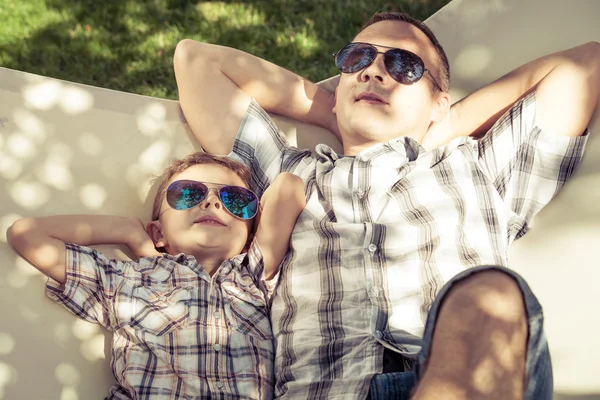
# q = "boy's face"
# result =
<box><xmin>148</xmin><ymin>163</ymin><xmax>253</xmax><ymax>263</ymax></box>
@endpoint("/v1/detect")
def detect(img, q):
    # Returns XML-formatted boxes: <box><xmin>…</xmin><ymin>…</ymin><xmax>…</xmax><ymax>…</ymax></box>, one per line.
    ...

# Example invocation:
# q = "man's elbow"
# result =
<box><xmin>174</xmin><ymin>39</ymin><xmax>218</xmax><ymax>73</ymax></box>
<box><xmin>173</xmin><ymin>39</ymin><xmax>197</xmax><ymax>69</ymax></box>
<box><xmin>576</xmin><ymin>41</ymin><xmax>600</xmax><ymax>78</ymax></box>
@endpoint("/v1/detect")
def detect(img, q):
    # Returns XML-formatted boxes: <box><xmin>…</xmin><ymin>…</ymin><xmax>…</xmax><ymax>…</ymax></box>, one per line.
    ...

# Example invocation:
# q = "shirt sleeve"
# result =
<box><xmin>475</xmin><ymin>91</ymin><xmax>588</xmax><ymax>232</ymax></box>
<box><xmin>45</xmin><ymin>243</ymin><xmax>127</xmax><ymax>330</ymax></box>
<box><xmin>228</xmin><ymin>99</ymin><xmax>313</xmax><ymax>197</ymax></box>
<box><xmin>243</xmin><ymin>240</ymin><xmax>281</xmax><ymax>302</ymax></box>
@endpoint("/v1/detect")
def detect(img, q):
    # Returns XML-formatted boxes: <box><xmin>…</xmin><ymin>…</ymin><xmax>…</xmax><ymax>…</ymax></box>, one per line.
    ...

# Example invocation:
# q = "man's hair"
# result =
<box><xmin>151</xmin><ymin>152</ymin><xmax>252</xmax><ymax>221</ymax></box>
<box><xmin>359</xmin><ymin>12</ymin><xmax>450</xmax><ymax>92</ymax></box>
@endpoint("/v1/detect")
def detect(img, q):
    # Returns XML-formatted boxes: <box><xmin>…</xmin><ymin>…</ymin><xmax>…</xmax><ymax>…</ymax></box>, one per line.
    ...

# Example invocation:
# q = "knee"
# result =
<box><xmin>445</xmin><ymin>270</ymin><xmax>527</xmax><ymax>324</ymax></box>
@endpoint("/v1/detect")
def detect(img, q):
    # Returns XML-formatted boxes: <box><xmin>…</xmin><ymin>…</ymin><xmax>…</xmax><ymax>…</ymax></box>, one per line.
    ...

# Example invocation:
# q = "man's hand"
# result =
<box><xmin>421</xmin><ymin>105</ymin><xmax>456</xmax><ymax>151</ymax></box>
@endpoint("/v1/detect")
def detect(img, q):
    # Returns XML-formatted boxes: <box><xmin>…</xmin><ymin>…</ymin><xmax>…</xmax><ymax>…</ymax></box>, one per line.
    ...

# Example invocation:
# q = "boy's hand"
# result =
<box><xmin>126</xmin><ymin>218</ymin><xmax>161</xmax><ymax>259</ymax></box>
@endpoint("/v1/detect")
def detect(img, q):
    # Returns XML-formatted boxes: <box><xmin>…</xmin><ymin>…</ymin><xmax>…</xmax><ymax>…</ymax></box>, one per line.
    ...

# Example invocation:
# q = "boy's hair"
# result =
<box><xmin>359</xmin><ymin>12</ymin><xmax>450</xmax><ymax>92</ymax></box>
<box><xmin>151</xmin><ymin>152</ymin><xmax>252</xmax><ymax>221</ymax></box>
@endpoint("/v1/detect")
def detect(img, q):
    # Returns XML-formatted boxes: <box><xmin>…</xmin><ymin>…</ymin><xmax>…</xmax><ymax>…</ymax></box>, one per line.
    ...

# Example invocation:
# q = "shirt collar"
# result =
<box><xmin>315</xmin><ymin>136</ymin><xmax>425</xmax><ymax>164</ymax></box>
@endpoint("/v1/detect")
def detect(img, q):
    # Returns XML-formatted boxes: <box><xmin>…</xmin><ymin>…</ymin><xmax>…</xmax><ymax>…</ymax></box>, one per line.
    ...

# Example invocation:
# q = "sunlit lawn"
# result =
<box><xmin>0</xmin><ymin>0</ymin><xmax>451</xmax><ymax>99</ymax></box>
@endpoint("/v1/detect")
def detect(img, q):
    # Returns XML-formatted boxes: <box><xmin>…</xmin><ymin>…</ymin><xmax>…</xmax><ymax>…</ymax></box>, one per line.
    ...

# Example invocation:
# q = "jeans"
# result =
<box><xmin>368</xmin><ymin>266</ymin><xmax>553</xmax><ymax>400</ymax></box>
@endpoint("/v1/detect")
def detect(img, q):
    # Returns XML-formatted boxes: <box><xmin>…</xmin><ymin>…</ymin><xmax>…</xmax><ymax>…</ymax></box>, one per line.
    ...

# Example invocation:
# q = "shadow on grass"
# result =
<box><xmin>0</xmin><ymin>0</ymin><xmax>450</xmax><ymax>99</ymax></box>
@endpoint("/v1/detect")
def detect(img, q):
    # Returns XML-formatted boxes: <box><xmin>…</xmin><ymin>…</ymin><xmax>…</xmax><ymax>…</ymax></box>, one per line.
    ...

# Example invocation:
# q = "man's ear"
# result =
<box><xmin>146</xmin><ymin>220</ymin><xmax>167</xmax><ymax>248</ymax></box>
<box><xmin>431</xmin><ymin>91</ymin><xmax>451</xmax><ymax>123</ymax></box>
<box><xmin>332</xmin><ymin>87</ymin><xmax>338</xmax><ymax>115</ymax></box>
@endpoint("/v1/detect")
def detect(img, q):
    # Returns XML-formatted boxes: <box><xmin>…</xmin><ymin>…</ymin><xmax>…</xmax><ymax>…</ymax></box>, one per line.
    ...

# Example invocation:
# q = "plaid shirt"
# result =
<box><xmin>230</xmin><ymin>91</ymin><xmax>587</xmax><ymax>399</ymax></box>
<box><xmin>46</xmin><ymin>242</ymin><xmax>275</xmax><ymax>400</ymax></box>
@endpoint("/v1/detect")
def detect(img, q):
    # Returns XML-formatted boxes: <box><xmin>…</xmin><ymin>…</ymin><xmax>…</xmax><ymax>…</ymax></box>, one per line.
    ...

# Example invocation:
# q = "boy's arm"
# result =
<box><xmin>174</xmin><ymin>40</ymin><xmax>339</xmax><ymax>155</ymax></box>
<box><xmin>253</xmin><ymin>173</ymin><xmax>306</xmax><ymax>280</ymax></box>
<box><xmin>8</xmin><ymin>215</ymin><xmax>159</xmax><ymax>284</ymax></box>
<box><xmin>422</xmin><ymin>42</ymin><xmax>600</xmax><ymax>149</ymax></box>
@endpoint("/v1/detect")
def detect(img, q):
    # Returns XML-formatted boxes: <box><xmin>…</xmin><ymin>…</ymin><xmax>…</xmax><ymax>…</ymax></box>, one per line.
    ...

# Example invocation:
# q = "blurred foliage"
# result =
<box><xmin>0</xmin><ymin>0</ymin><xmax>450</xmax><ymax>99</ymax></box>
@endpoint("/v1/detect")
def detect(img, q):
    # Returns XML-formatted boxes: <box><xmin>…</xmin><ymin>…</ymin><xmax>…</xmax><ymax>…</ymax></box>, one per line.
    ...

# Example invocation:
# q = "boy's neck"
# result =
<box><xmin>189</xmin><ymin>250</ymin><xmax>229</xmax><ymax>277</ymax></box>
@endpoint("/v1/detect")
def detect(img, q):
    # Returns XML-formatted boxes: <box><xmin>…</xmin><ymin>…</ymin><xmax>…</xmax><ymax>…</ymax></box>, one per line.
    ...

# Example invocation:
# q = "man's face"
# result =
<box><xmin>151</xmin><ymin>164</ymin><xmax>252</xmax><ymax>261</ymax></box>
<box><xmin>333</xmin><ymin>20</ymin><xmax>448</xmax><ymax>150</ymax></box>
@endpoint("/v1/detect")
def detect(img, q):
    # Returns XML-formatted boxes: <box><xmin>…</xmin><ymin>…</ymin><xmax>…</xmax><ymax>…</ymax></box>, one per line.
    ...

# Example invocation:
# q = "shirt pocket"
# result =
<box><xmin>222</xmin><ymin>282</ymin><xmax>273</xmax><ymax>340</ymax></box>
<box><xmin>130</xmin><ymin>285</ymin><xmax>192</xmax><ymax>336</ymax></box>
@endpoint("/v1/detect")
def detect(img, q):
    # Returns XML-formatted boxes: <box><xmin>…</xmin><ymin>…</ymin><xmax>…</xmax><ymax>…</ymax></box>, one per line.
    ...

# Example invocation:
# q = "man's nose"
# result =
<box><xmin>360</xmin><ymin>53</ymin><xmax>387</xmax><ymax>83</ymax></box>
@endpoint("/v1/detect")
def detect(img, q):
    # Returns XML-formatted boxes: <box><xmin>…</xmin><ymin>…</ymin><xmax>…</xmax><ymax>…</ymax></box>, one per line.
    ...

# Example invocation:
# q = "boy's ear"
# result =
<box><xmin>146</xmin><ymin>220</ymin><xmax>167</xmax><ymax>248</ymax></box>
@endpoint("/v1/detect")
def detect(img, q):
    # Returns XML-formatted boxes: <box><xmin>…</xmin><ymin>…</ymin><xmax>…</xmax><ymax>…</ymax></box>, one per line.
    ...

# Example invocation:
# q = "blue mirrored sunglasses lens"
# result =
<box><xmin>219</xmin><ymin>186</ymin><xmax>258</xmax><ymax>220</ymax></box>
<box><xmin>385</xmin><ymin>49</ymin><xmax>424</xmax><ymax>84</ymax></box>
<box><xmin>166</xmin><ymin>181</ymin><xmax>207</xmax><ymax>210</ymax></box>
<box><xmin>336</xmin><ymin>43</ymin><xmax>376</xmax><ymax>73</ymax></box>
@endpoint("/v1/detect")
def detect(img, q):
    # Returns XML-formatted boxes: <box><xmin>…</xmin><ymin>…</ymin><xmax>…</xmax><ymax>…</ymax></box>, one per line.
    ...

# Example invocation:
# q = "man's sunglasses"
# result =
<box><xmin>333</xmin><ymin>42</ymin><xmax>443</xmax><ymax>92</ymax></box>
<box><xmin>164</xmin><ymin>180</ymin><xmax>259</xmax><ymax>220</ymax></box>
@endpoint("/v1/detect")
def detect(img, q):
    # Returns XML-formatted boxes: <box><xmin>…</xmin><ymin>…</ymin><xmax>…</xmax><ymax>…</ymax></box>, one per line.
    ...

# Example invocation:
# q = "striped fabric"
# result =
<box><xmin>229</xmin><ymin>91</ymin><xmax>587</xmax><ymax>400</ymax></box>
<box><xmin>46</xmin><ymin>242</ymin><xmax>275</xmax><ymax>400</ymax></box>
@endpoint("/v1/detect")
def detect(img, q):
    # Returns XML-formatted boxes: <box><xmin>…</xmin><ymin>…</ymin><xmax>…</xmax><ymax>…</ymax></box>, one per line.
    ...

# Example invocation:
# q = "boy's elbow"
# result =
<box><xmin>7</xmin><ymin>218</ymin><xmax>34</xmax><ymax>251</ymax></box>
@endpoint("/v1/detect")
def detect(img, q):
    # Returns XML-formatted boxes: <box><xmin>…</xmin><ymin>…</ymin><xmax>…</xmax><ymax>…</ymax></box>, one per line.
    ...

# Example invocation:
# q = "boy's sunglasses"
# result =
<box><xmin>165</xmin><ymin>180</ymin><xmax>259</xmax><ymax>220</ymax></box>
<box><xmin>333</xmin><ymin>42</ymin><xmax>443</xmax><ymax>92</ymax></box>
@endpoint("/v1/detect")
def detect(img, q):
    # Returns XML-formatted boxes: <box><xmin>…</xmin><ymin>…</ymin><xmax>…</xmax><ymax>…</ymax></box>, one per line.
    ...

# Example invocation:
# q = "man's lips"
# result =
<box><xmin>194</xmin><ymin>215</ymin><xmax>226</xmax><ymax>226</ymax></box>
<box><xmin>355</xmin><ymin>92</ymin><xmax>387</xmax><ymax>104</ymax></box>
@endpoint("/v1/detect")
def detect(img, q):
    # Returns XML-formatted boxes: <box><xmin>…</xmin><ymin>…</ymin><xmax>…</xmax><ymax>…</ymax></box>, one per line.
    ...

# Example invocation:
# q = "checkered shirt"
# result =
<box><xmin>229</xmin><ymin>91</ymin><xmax>588</xmax><ymax>399</ymax></box>
<box><xmin>46</xmin><ymin>241</ymin><xmax>275</xmax><ymax>400</ymax></box>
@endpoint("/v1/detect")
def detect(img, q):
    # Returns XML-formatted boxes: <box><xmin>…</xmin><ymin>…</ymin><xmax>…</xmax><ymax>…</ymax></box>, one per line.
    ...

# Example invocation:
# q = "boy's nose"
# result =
<box><xmin>200</xmin><ymin>189</ymin><xmax>222</xmax><ymax>210</ymax></box>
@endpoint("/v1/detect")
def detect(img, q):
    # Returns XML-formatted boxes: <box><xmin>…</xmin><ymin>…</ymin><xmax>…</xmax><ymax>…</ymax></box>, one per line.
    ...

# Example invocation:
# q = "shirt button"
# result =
<box><xmin>213</xmin><ymin>344</ymin><xmax>222</xmax><ymax>352</ymax></box>
<box><xmin>356</xmin><ymin>189</ymin><xmax>365</xmax><ymax>197</ymax></box>
<box><xmin>371</xmin><ymin>286</ymin><xmax>380</xmax><ymax>297</ymax></box>
<box><xmin>375</xmin><ymin>331</ymin><xmax>383</xmax><ymax>340</ymax></box>
<box><xmin>215</xmin><ymin>381</ymin><xmax>224</xmax><ymax>389</ymax></box>
<box><xmin>214</xmin><ymin>312</ymin><xmax>221</xmax><ymax>319</ymax></box>
<box><xmin>368</xmin><ymin>244</ymin><xmax>378</xmax><ymax>253</ymax></box>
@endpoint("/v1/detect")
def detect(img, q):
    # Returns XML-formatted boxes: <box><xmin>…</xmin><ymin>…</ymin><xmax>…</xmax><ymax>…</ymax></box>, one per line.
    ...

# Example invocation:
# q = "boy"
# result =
<box><xmin>8</xmin><ymin>152</ymin><xmax>306</xmax><ymax>400</ymax></box>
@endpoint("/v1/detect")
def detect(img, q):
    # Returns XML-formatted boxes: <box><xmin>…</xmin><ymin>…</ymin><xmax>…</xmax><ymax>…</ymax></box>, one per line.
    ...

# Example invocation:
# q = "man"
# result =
<box><xmin>173</xmin><ymin>11</ymin><xmax>599</xmax><ymax>400</ymax></box>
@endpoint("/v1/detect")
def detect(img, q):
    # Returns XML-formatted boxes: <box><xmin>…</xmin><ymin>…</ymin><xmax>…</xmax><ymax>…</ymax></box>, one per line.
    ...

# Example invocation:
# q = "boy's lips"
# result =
<box><xmin>194</xmin><ymin>215</ymin><xmax>226</xmax><ymax>226</ymax></box>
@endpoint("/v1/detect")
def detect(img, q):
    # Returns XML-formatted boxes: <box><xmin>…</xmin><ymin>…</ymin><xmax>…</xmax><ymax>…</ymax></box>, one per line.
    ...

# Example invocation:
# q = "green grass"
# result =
<box><xmin>0</xmin><ymin>0</ymin><xmax>451</xmax><ymax>99</ymax></box>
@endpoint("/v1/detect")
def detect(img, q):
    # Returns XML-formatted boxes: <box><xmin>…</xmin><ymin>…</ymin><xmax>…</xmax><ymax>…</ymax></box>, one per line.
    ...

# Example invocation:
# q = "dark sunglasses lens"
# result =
<box><xmin>219</xmin><ymin>186</ymin><xmax>258</xmax><ymax>219</ymax></box>
<box><xmin>166</xmin><ymin>181</ymin><xmax>207</xmax><ymax>210</ymax></box>
<box><xmin>385</xmin><ymin>49</ymin><xmax>425</xmax><ymax>84</ymax></box>
<box><xmin>335</xmin><ymin>43</ymin><xmax>376</xmax><ymax>74</ymax></box>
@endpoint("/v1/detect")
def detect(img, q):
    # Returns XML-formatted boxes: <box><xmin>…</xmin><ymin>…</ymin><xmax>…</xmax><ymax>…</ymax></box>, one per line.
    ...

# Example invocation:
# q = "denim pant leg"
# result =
<box><xmin>414</xmin><ymin>265</ymin><xmax>553</xmax><ymax>400</ymax></box>
<box><xmin>369</xmin><ymin>265</ymin><xmax>553</xmax><ymax>400</ymax></box>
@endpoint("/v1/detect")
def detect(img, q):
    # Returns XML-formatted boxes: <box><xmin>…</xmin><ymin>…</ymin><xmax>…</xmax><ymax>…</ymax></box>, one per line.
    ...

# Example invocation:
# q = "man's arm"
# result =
<box><xmin>253</xmin><ymin>173</ymin><xmax>306</xmax><ymax>280</ymax></box>
<box><xmin>173</xmin><ymin>40</ymin><xmax>338</xmax><ymax>155</ymax></box>
<box><xmin>423</xmin><ymin>42</ymin><xmax>600</xmax><ymax>149</ymax></box>
<box><xmin>7</xmin><ymin>215</ymin><xmax>159</xmax><ymax>284</ymax></box>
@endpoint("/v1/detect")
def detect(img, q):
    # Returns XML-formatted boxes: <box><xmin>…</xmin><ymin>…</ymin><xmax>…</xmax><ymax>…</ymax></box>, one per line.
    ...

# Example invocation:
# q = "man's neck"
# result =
<box><xmin>342</xmin><ymin>137</ymin><xmax>384</xmax><ymax>156</ymax></box>
<box><xmin>341</xmin><ymin>131</ymin><xmax>426</xmax><ymax>156</ymax></box>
